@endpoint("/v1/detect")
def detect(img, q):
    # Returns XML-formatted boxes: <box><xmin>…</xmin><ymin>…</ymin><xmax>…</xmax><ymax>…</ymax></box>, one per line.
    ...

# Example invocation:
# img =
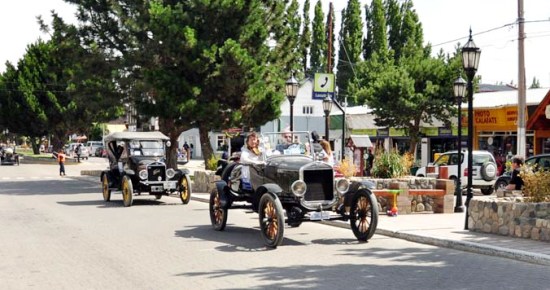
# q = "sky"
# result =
<box><xmin>1</xmin><ymin>0</ymin><xmax>550</xmax><ymax>87</ymax></box>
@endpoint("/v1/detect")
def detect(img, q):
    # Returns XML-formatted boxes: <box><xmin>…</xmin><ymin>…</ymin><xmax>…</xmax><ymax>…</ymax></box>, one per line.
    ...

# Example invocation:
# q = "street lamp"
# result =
<box><xmin>461</xmin><ymin>29</ymin><xmax>481</xmax><ymax>229</ymax></box>
<box><xmin>453</xmin><ymin>76</ymin><xmax>467</xmax><ymax>213</ymax></box>
<box><xmin>285</xmin><ymin>74</ymin><xmax>299</xmax><ymax>131</ymax></box>
<box><xmin>322</xmin><ymin>96</ymin><xmax>333</xmax><ymax>140</ymax></box>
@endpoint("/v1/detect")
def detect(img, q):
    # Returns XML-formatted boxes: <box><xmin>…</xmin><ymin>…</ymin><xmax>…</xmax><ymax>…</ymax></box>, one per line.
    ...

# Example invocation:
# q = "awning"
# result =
<box><xmin>350</xmin><ymin>135</ymin><xmax>373</xmax><ymax>148</ymax></box>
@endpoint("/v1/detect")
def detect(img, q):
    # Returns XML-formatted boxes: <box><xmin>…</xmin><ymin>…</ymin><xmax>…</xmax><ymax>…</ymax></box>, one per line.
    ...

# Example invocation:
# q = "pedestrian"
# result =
<box><xmin>190</xmin><ymin>143</ymin><xmax>194</xmax><ymax>159</ymax></box>
<box><xmin>75</xmin><ymin>144</ymin><xmax>82</xmax><ymax>163</ymax></box>
<box><xmin>365</xmin><ymin>148</ymin><xmax>374</xmax><ymax>176</ymax></box>
<box><xmin>57</xmin><ymin>149</ymin><xmax>66</xmax><ymax>176</ymax></box>
<box><xmin>505</xmin><ymin>155</ymin><xmax>524</xmax><ymax>190</ymax></box>
<box><xmin>183</xmin><ymin>142</ymin><xmax>190</xmax><ymax>160</ymax></box>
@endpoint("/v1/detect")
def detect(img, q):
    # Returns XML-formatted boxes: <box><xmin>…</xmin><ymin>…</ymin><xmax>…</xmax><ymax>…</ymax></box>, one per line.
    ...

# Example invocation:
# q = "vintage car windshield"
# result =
<box><xmin>260</xmin><ymin>132</ymin><xmax>312</xmax><ymax>158</ymax></box>
<box><xmin>128</xmin><ymin>140</ymin><xmax>165</xmax><ymax>157</ymax></box>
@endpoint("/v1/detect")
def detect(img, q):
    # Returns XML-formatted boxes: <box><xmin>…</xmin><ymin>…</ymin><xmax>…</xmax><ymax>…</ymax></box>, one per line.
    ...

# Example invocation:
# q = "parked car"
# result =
<box><xmin>100</xmin><ymin>131</ymin><xmax>191</xmax><ymax>207</ymax></box>
<box><xmin>415</xmin><ymin>150</ymin><xmax>497</xmax><ymax>195</ymax></box>
<box><xmin>0</xmin><ymin>147</ymin><xmax>19</xmax><ymax>166</ymax></box>
<box><xmin>65</xmin><ymin>143</ymin><xmax>90</xmax><ymax>160</ymax></box>
<box><xmin>86</xmin><ymin>141</ymin><xmax>103</xmax><ymax>157</ymax></box>
<box><xmin>94</xmin><ymin>146</ymin><xmax>106</xmax><ymax>157</ymax></box>
<box><xmin>210</xmin><ymin>131</ymin><xmax>379</xmax><ymax>248</ymax></box>
<box><xmin>493</xmin><ymin>153</ymin><xmax>550</xmax><ymax>191</ymax></box>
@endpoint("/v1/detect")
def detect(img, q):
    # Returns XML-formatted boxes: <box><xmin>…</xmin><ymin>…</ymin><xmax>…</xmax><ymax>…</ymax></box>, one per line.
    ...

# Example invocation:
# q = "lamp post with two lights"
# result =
<box><xmin>460</xmin><ymin>30</ymin><xmax>481</xmax><ymax>229</ymax></box>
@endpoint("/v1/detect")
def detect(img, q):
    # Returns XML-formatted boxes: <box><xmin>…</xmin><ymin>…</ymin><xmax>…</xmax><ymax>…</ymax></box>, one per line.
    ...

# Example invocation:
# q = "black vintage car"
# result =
<box><xmin>210</xmin><ymin>131</ymin><xmax>379</xmax><ymax>248</ymax></box>
<box><xmin>100</xmin><ymin>131</ymin><xmax>192</xmax><ymax>207</ymax></box>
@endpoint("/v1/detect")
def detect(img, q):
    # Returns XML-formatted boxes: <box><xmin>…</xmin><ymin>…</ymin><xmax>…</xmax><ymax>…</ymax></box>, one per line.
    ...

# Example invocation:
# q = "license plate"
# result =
<box><xmin>165</xmin><ymin>182</ymin><xmax>176</xmax><ymax>190</ymax></box>
<box><xmin>151</xmin><ymin>185</ymin><xmax>164</xmax><ymax>192</ymax></box>
<box><xmin>310</xmin><ymin>211</ymin><xmax>331</xmax><ymax>221</ymax></box>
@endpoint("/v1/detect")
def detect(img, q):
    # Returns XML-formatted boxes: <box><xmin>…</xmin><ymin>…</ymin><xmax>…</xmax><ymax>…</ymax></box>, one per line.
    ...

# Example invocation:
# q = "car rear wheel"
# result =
<box><xmin>494</xmin><ymin>179</ymin><xmax>509</xmax><ymax>191</ymax></box>
<box><xmin>178</xmin><ymin>175</ymin><xmax>192</xmax><ymax>204</ymax></box>
<box><xmin>209</xmin><ymin>188</ymin><xmax>227</xmax><ymax>231</ymax></box>
<box><xmin>350</xmin><ymin>189</ymin><xmax>379</xmax><ymax>242</ymax></box>
<box><xmin>480</xmin><ymin>187</ymin><xmax>494</xmax><ymax>195</ymax></box>
<box><xmin>102</xmin><ymin>174</ymin><xmax>111</xmax><ymax>202</ymax></box>
<box><xmin>258</xmin><ymin>193</ymin><xmax>285</xmax><ymax>248</ymax></box>
<box><xmin>122</xmin><ymin>175</ymin><xmax>133</xmax><ymax>207</ymax></box>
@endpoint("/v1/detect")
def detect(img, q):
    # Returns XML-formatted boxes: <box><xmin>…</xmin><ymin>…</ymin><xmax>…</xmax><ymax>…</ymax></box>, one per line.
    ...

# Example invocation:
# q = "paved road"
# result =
<box><xmin>1</xmin><ymin>162</ymin><xmax>549</xmax><ymax>289</ymax></box>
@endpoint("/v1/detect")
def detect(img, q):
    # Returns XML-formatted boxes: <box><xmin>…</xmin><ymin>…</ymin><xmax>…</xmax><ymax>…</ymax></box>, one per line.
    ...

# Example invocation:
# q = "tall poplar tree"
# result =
<box><xmin>309</xmin><ymin>0</ymin><xmax>326</xmax><ymax>73</ymax></box>
<box><xmin>300</xmin><ymin>0</ymin><xmax>311</xmax><ymax>74</ymax></box>
<box><xmin>362</xmin><ymin>0</ymin><xmax>388</xmax><ymax>61</ymax></box>
<box><xmin>336</xmin><ymin>0</ymin><xmax>363</xmax><ymax>105</ymax></box>
<box><xmin>325</xmin><ymin>3</ymin><xmax>335</xmax><ymax>74</ymax></box>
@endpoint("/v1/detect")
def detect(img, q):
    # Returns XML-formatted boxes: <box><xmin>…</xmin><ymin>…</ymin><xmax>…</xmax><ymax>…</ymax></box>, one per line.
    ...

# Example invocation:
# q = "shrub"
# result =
<box><xmin>371</xmin><ymin>148</ymin><xmax>412</xmax><ymax>178</ymax></box>
<box><xmin>337</xmin><ymin>157</ymin><xmax>357</xmax><ymax>178</ymax></box>
<box><xmin>206</xmin><ymin>154</ymin><xmax>219</xmax><ymax>171</ymax></box>
<box><xmin>520</xmin><ymin>165</ymin><xmax>550</xmax><ymax>202</ymax></box>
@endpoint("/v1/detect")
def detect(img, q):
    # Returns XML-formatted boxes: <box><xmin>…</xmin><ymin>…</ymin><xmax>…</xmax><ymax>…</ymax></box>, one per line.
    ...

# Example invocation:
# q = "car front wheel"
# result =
<box><xmin>178</xmin><ymin>175</ymin><xmax>192</xmax><ymax>204</ymax></box>
<box><xmin>122</xmin><ymin>175</ymin><xmax>133</xmax><ymax>207</ymax></box>
<box><xmin>102</xmin><ymin>174</ymin><xmax>111</xmax><ymax>202</ymax></box>
<box><xmin>209</xmin><ymin>188</ymin><xmax>227</xmax><ymax>231</ymax></box>
<box><xmin>258</xmin><ymin>193</ymin><xmax>285</xmax><ymax>248</ymax></box>
<box><xmin>350</xmin><ymin>189</ymin><xmax>379</xmax><ymax>242</ymax></box>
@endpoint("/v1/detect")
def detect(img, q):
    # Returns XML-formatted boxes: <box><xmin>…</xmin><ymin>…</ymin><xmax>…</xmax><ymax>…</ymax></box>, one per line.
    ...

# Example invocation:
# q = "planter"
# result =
<box><xmin>469</xmin><ymin>199</ymin><xmax>550</xmax><ymax>242</ymax></box>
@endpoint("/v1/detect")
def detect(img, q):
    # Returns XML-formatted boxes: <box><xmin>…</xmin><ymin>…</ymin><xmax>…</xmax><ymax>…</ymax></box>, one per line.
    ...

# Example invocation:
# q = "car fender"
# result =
<box><xmin>177</xmin><ymin>168</ymin><xmax>190</xmax><ymax>175</ymax></box>
<box><xmin>256</xmin><ymin>183</ymin><xmax>283</xmax><ymax>196</ymax></box>
<box><xmin>344</xmin><ymin>185</ymin><xmax>376</xmax><ymax>208</ymax></box>
<box><xmin>124</xmin><ymin>169</ymin><xmax>136</xmax><ymax>176</ymax></box>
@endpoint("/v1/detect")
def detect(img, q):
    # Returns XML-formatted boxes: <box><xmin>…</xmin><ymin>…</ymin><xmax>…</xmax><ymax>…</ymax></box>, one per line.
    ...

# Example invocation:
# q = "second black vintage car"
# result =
<box><xmin>100</xmin><ymin>131</ymin><xmax>192</xmax><ymax>207</ymax></box>
<box><xmin>210</xmin><ymin>131</ymin><xmax>379</xmax><ymax>248</ymax></box>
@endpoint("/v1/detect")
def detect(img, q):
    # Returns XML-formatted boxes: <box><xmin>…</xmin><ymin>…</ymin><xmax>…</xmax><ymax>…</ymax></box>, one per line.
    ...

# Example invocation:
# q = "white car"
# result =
<box><xmin>65</xmin><ymin>143</ymin><xmax>90</xmax><ymax>160</ymax></box>
<box><xmin>415</xmin><ymin>150</ymin><xmax>497</xmax><ymax>195</ymax></box>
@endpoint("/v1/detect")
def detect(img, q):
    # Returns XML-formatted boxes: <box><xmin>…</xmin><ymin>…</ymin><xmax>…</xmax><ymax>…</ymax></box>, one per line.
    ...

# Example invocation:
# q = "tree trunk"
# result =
<box><xmin>31</xmin><ymin>137</ymin><xmax>41</xmax><ymax>155</ymax></box>
<box><xmin>159</xmin><ymin>117</ymin><xmax>183</xmax><ymax>170</ymax></box>
<box><xmin>198</xmin><ymin>124</ymin><xmax>214</xmax><ymax>170</ymax></box>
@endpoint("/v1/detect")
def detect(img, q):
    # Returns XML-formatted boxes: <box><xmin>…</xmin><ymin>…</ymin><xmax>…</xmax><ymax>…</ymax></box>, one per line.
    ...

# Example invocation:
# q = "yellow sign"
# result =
<box><xmin>474</xmin><ymin>107</ymin><xmax>518</xmax><ymax>130</ymax></box>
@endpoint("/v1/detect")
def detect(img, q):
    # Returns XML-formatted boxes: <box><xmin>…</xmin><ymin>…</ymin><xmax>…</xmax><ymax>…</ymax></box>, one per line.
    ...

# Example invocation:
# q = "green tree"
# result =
<box><xmin>529</xmin><ymin>77</ymin><xmax>541</xmax><ymax>89</ymax></box>
<box><xmin>363</xmin><ymin>0</ymin><xmax>387</xmax><ymax>61</ymax></box>
<box><xmin>336</xmin><ymin>0</ymin><xmax>363</xmax><ymax>105</ymax></box>
<box><xmin>299</xmin><ymin>0</ymin><xmax>311</xmax><ymax>74</ymax></box>
<box><xmin>351</xmin><ymin>1</ymin><xmax>461</xmax><ymax>155</ymax></box>
<box><xmin>309</xmin><ymin>0</ymin><xmax>326</xmax><ymax>73</ymax></box>
<box><xmin>67</xmin><ymin>0</ymin><xmax>293</xmax><ymax>167</ymax></box>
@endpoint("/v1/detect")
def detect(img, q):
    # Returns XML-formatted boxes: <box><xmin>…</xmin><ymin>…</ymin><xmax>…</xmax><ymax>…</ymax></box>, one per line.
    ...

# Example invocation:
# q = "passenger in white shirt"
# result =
<box><xmin>319</xmin><ymin>140</ymin><xmax>335</xmax><ymax>166</ymax></box>
<box><xmin>240</xmin><ymin>132</ymin><xmax>264</xmax><ymax>164</ymax></box>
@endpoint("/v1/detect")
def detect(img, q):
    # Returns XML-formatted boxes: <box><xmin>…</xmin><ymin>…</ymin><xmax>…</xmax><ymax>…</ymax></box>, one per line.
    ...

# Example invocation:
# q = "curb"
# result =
<box><xmin>190</xmin><ymin>193</ymin><xmax>550</xmax><ymax>267</ymax></box>
<box><xmin>321</xmin><ymin>220</ymin><xmax>550</xmax><ymax>267</ymax></box>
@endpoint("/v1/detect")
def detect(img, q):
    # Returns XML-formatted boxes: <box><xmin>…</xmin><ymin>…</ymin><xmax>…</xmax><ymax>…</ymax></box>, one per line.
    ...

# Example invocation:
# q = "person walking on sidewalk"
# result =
<box><xmin>57</xmin><ymin>149</ymin><xmax>66</xmax><ymax>176</ymax></box>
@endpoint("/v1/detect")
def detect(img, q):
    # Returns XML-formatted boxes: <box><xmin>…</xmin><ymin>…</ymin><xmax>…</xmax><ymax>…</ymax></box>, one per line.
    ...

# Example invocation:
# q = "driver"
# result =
<box><xmin>276</xmin><ymin>127</ymin><xmax>293</xmax><ymax>153</ymax></box>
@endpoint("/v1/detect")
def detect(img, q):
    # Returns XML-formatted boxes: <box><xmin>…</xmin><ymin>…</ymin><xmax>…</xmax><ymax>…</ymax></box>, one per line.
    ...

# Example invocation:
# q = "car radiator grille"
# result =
<box><xmin>303</xmin><ymin>169</ymin><xmax>334</xmax><ymax>201</ymax></box>
<box><xmin>148</xmin><ymin>165</ymin><xmax>166</xmax><ymax>182</ymax></box>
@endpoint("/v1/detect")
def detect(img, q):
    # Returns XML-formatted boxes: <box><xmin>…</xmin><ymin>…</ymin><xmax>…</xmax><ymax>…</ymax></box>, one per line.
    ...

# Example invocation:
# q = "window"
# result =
<box><xmin>302</xmin><ymin>106</ymin><xmax>314</xmax><ymax>115</ymax></box>
<box><xmin>216</xmin><ymin>135</ymin><xmax>225</xmax><ymax>151</ymax></box>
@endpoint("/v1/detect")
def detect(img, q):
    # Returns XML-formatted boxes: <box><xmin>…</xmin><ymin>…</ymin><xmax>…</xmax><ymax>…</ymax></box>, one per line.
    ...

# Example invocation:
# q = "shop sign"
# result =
<box><xmin>474</xmin><ymin>107</ymin><xmax>517</xmax><ymax>128</ymax></box>
<box><xmin>438</xmin><ymin>127</ymin><xmax>453</xmax><ymax>136</ymax></box>
<box><xmin>377</xmin><ymin>128</ymin><xmax>389</xmax><ymax>137</ymax></box>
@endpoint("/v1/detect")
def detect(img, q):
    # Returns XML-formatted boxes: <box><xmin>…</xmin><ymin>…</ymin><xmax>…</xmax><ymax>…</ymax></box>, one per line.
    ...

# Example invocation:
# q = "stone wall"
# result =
<box><xmin>469</xmin><ymin>198</ymin><xmax>550</xmax><ymax>242</ymax></box>
<box><xmin>192</xmin><ymin>170</ymin><xmax>219</xmax><ymax>193</ymax></box>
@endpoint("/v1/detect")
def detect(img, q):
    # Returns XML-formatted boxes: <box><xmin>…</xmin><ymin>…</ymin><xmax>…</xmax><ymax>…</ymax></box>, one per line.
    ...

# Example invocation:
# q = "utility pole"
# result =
<box><xmin>327</xmin><ymin>2</ymin><xmax>333</xmax><ymax>73</ymax></box>
<box><xmin>517</xmin><ymin>0</ymin><xmax>527</xmax><ymax>157</ymax></box>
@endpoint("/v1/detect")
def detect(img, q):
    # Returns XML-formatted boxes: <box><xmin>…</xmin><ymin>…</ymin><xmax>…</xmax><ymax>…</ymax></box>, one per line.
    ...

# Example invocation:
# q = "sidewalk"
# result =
<box><xmin>190</xmin><ymin>191</ymin><xmax>550</xmax><ymax>266</ymax></box>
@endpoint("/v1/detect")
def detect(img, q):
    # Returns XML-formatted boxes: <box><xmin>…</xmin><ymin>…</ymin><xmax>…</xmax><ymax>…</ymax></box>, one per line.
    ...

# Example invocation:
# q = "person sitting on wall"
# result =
<box><xmin>506</xmin><ymin>155</ymin><xmax>524</xmax><ymax>191</ymax></box>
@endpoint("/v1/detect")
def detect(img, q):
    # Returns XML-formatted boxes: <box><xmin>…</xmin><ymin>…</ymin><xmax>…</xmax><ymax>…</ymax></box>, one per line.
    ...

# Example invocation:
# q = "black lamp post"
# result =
<box><xmin>322</xmin><ymin>96</ymin><xmax>333</xmax><ymax>140</ymax></box>
<box><xmin>461</xmin><ymin>29</ymin><xmax>481</xmax><ymax>229</ymax></box>
<box><xmin>453</xmin><ymin>76</ymin><xmax>467</xmax><ymax>213</ymax></box>
<box><xmin>285</xmin><ymin>74</ymin><xmax>299</xmax><ymax>131</ymax></box>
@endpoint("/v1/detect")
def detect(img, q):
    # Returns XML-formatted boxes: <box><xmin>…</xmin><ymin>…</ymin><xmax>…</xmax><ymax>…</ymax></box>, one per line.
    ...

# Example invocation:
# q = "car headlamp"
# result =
<box><xmin>335</xmin><ymin>178</ymin><xmax>350</xmax><ymax>194</ymax></box>
<box><xmin>291</xmin><ymin>180</ymin><xmax>307</xmax><ymax>197</ymax></box>
<box><xmin>139</xmin><ymin>170</ymin><xmax>148</xmax><ymax>180</ymax></box>
<box><xmin>166</xmin><ymin>168</ymin><xmax>176</xmax><ymax>179</ymax></box>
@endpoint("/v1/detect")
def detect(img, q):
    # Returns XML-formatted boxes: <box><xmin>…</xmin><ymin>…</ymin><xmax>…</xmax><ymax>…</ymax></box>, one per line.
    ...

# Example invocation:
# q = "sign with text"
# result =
<box><xmin>313</xmin><ymin>73</ymin><xmax>335</xmax><ymax>100</ymax></box>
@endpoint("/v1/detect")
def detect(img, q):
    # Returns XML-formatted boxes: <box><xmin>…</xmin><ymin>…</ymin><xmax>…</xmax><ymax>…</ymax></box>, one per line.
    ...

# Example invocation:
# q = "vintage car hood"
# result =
<box><xmin>265</xmin><ymin>155</ymin><xmax>314</xmax><ymax>171</ymax></box>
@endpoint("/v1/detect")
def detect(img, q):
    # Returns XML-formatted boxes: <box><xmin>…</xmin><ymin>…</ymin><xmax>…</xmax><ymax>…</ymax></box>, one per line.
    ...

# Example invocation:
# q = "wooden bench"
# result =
<box><xmin>371</xmin><ymin>186</ymin><xmax>453</xmax><ymax>214</ymax></box>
